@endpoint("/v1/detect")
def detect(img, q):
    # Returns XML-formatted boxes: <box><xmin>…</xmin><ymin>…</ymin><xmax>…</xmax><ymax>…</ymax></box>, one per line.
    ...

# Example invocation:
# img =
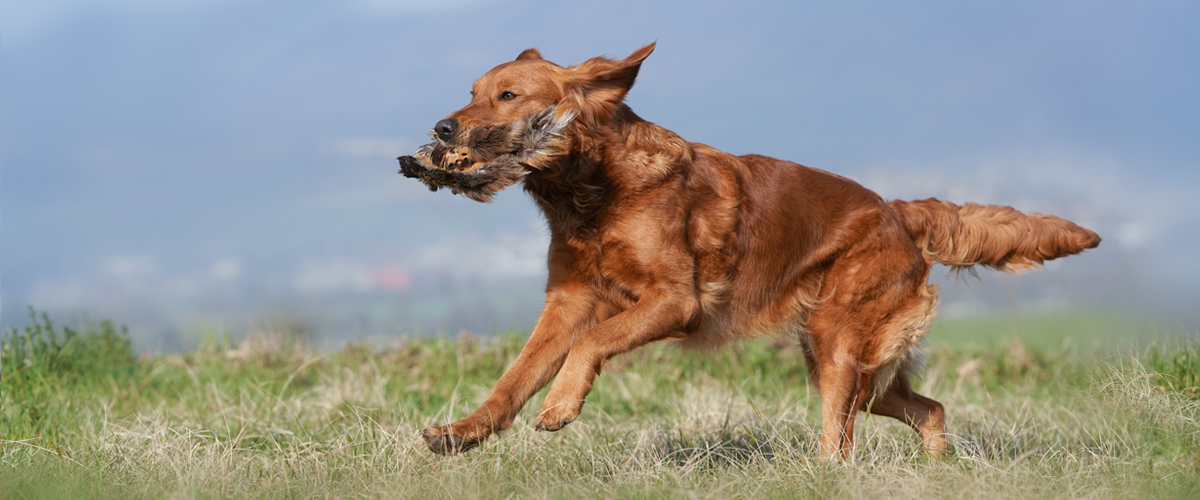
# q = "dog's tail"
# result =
<box><xmin>888</xmin><ymin>198</ymin><xmax>1101</xmax><ymax>272</ymax></box>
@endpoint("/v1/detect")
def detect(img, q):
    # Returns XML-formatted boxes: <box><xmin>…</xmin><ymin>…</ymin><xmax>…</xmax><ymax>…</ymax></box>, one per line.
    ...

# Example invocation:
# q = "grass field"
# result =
<box><xmin>3</xmin><ymin>311</ymin><xmax>1199</xmax><ymax>499</ymax></box>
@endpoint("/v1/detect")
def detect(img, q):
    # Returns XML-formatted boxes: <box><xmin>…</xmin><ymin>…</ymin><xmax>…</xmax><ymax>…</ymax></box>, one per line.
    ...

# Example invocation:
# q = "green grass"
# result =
<box><xmin>2</xmin><ymin>312</ymin><xmax>1199</xmax><ymax>499</ymax></box>
<box><xmin>1146</xmin><ymin>337</ymin><xmax>1200</xmax><ymax>397</ymax></box>
<box><xmin>927</xmin><ymin>309</ymin><xmax>1140</xmax><ymax>350</ymax></box>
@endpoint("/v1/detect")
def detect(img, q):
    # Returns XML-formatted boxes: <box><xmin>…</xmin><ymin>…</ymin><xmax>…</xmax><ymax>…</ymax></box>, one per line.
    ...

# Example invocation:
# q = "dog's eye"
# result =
<box><xmin>498</xmin><ymin>91</ymin><xmax>517</xmax><ymax>101</ymax></box>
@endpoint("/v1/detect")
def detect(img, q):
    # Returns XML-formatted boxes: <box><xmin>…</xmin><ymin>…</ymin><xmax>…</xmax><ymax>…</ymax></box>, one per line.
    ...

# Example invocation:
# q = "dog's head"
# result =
<box><xmin>398</xmin><ymin>44</ymin><xmax>655</xmax><ymax>201</ymax></box>
<box><xmin>436</xmin><ymin>43</ymin><xmax>655</xmax><ymax>145</ymax></box>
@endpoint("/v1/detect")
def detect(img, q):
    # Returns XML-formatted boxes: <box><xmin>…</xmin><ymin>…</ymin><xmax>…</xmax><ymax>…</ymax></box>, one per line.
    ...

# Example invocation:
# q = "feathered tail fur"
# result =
<box><xmin>888</xmin><ymin>198</ymin><xmax>1101</xmax><ymax>272</ymax></box>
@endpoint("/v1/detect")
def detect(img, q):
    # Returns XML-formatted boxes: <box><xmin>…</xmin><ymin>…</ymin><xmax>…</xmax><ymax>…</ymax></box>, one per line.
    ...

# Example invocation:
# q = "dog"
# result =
<box><xmin>408</xmin><ymin>43</ymin><xmax>1100</xmax><ymax>458</ymax></box>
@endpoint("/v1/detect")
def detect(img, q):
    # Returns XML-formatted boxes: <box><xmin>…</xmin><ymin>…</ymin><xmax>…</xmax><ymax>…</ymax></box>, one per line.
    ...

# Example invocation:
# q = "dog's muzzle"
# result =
<box><xmin>397</xmin><ymin>106</ymin><xmax>575</xmax><ymax>203</ymax></box>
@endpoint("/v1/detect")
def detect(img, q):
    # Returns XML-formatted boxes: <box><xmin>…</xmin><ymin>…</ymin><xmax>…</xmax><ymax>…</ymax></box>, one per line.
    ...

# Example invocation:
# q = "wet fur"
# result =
<box><xmin>413</xmin><ymin>44</ymin><xmax>1101</xmax><ymax>458</ymax></box>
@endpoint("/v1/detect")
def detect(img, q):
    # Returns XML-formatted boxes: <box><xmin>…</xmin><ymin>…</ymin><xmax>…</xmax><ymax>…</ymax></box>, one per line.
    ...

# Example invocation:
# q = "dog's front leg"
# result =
<box><xmin>535</xmin><ymin>287</ymin><xmax>695</xmax><ymax>431</ymax></box>
<box><xmin>422</xmin><ymin>283</ymin><xmax>600</xmax><ymax>455</ymax></box>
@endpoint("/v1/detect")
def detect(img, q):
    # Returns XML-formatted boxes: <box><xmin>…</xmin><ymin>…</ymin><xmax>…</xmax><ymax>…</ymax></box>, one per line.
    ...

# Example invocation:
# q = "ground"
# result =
<box><xmin>2</xmin><ymin>311</ymin><xmax>1198</xmax><ymax>499</ymax></box>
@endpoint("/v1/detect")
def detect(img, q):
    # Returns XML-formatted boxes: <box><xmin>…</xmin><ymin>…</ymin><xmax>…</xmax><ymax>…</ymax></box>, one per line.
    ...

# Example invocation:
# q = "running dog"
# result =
<box><xmin>400</xmin><ymin>43</ymin><xmax>1100</xmax><ymax>457</ymax></box>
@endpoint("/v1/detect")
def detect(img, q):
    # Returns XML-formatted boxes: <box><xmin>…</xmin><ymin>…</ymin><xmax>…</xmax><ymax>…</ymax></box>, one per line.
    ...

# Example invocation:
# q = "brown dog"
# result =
<box><xmin>412</xmin><ymin>44</ymin><xmax>1100</xmax><ymax>458</ymax></box>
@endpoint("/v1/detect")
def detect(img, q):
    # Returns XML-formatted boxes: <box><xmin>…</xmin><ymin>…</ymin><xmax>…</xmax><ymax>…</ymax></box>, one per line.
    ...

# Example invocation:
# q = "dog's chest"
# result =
<box><xmin>577</xmin><ymin>206</ymin><xmax>733</xmax><ymax>309</ymax></box>
<box><xmin>581</xmin><ymin>234</ymin><xmax>666</xmax><ymax>308</ymax></box>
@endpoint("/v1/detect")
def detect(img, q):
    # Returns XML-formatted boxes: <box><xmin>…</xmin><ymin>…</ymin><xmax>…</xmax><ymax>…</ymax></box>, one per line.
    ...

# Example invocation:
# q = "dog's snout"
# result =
<box><xmin>435</xmin><ymin>119</ymin><xmax>459</xmax><ymax>141</ymax></box>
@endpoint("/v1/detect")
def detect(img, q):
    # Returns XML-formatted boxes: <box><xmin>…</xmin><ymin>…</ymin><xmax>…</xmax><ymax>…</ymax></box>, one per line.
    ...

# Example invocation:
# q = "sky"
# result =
<box><xmin>3</xmin><ymin>0</ymin><xmax>1198</xmax><ymax>347</ymax></box>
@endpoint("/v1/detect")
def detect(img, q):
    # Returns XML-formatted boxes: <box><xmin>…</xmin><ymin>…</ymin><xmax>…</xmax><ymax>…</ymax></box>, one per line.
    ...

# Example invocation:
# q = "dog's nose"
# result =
<box><xmin>434</xmin><ymin>119</ymin><xmax>459</xmax><ymax>141</ymax></box>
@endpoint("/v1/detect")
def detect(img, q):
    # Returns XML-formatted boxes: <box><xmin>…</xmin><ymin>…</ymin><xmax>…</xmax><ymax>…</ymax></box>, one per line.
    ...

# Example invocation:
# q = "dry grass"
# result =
<box><xmin>3</xmin><ymin>316</ymin><xmax>1199</xmax><ymax>499</ymax></box>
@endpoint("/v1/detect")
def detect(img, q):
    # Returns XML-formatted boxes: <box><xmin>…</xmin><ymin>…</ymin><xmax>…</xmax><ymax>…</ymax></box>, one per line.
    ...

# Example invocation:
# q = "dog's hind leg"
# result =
<box><xmin>804</xmin><ymin>279</ymin><xmax>906</xmax><ymax>459</ymax></box>
<box><xmin>811</xmin><ymin>342</ymin><xmax>870</xmax><ymax>458</ymax></box>
<box><xmin>803</xmin><ymin>236</ymin><xmax>935</xmax><ymax>458</ymax></box>
<box><xmin>862</xmin><ymin>373</ymin><xmax>947</xmax><ymax>456</ymax></box>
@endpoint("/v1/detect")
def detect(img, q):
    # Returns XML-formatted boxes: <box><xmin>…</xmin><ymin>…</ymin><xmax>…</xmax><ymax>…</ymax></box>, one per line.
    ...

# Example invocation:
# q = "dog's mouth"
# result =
<box><xmin>397</xmin><ymin>107</ymin><xmax>574</xmax><ymax>203</ymax></box>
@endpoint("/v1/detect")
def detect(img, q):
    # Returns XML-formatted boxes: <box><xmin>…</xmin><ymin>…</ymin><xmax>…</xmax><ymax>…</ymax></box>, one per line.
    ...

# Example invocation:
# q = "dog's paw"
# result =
<box><xmin>534</xmin><ymin>419</ymin><xmax>572</xmax><ymax>432</ymax></box>
<box><xmin>534</xmin><ymin>405</ymin><xmax>579</xmax><ymax>432</ymax></box>
<box><xmin>421</xmin><ymin>425</ymin><xmax>479</xmax><ymax>456</ymax></box>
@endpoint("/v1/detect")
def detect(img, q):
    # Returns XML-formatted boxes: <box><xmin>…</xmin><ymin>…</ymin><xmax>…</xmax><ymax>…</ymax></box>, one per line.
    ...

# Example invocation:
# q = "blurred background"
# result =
<box><xmin>2</xmin><ymin>0</ymin><xmax>1197</xmax><ymax>351</ymax></box>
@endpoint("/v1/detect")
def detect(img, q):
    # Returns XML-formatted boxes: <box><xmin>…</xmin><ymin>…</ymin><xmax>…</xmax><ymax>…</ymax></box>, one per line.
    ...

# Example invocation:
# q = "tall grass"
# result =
<box><xmin>1146</xmin><ymin>338</ymin><xmax>1200</xmax><ymax>397</ymax></box>
<box><xmin>2</xmin><ymin>312</ymin><xmax>1198</xmax><ymax>499</ymax></box>
<box><xmin>1</xmin><ymin>310</ymin><xmax>137</xmax><ymax>446</ymax></box>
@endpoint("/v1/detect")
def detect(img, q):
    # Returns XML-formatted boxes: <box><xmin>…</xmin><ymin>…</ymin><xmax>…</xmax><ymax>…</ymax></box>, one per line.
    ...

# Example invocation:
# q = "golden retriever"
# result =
<box><xmin>400</xmin><ymin>44</ymin><xmax>1100</xmax><ymax>457</ymax></box>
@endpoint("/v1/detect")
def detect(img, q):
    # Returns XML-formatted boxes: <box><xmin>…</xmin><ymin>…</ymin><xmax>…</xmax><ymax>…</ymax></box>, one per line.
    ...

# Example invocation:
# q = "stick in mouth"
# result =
<box><xmin>397</xmin><ymin>107</ymin><xmax>575</xmax><ymax>203</ymax></box>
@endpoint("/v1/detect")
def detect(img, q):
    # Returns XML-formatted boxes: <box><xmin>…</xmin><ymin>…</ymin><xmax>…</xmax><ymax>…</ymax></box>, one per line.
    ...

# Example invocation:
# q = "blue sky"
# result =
<box><xmin>3</xmin><ymin>1</ymin><xmax>1198</xmax><ymax>345</ymax></box>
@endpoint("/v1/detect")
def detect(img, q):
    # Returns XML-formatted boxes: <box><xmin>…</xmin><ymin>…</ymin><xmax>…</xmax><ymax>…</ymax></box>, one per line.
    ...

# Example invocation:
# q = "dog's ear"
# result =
<box><xmin>516</xmin><ymin>48</ymin><xmax>543</xmax><ymax>61</ymax></box>
<box><xmin>565</xmin><ymin>43</ymin><xmax>656</xmax><ymax>125</ymax></box>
